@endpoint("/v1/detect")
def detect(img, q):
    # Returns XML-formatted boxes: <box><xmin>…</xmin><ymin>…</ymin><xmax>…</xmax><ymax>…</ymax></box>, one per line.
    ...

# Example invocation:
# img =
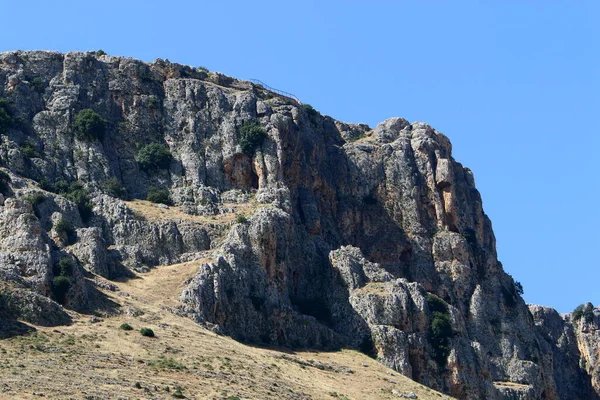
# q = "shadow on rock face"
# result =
<box><xmin>0</xmin><ymin>318</ymin><xmax>36</xmax><ymax>339</ymax></box>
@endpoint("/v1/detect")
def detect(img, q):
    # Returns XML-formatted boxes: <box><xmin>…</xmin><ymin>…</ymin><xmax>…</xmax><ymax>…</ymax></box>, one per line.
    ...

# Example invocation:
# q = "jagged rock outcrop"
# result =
<box><xmin>0</xmin><ymin>50</ymin><xmax>598</xmax><ymax>399</ymax></box>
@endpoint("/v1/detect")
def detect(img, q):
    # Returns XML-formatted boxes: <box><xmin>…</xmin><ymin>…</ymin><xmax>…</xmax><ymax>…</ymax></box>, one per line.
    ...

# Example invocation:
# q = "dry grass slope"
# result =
<box><xmin>0</xmin><ymin>257</ymin><xmax>453</xmax><ymax>399</ymax></box>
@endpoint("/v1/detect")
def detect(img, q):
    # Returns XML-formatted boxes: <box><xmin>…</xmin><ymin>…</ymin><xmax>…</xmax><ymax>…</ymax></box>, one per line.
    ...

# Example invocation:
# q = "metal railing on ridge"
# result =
<box><xmin>248</xmin><ymin>79</ymin><xmax>302</xmax><ymax>104</ymax></box>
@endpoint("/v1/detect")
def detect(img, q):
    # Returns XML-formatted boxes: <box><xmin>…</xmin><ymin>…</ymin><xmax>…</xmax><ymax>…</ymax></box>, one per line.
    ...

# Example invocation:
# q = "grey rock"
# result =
<box><xmin>0</xmin><ymin>50</ymin><xmax>598</xmax><ymax>400</ymax></box>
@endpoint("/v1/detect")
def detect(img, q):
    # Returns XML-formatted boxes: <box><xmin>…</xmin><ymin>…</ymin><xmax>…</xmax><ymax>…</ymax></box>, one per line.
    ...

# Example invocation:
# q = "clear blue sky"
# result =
<box><xmin>2</xmin><ymin>1</ymin><xmax>598</xmax><ymax>313</ymax></box>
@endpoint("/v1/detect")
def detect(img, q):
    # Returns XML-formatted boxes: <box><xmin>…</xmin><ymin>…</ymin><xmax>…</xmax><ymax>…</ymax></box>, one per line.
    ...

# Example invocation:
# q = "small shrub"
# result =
<box><xmin>73</xmin><ymin>109</ymin><xmax>107</xmax><ymax>141</ymax></box>
<box><xmin>514</xmin><ymin>280</ymin><xmax>524</xmax><ymax>296</ymax></box>
<box><xmin>52</xmin><ymin>179</ymin><xmax>70</xmax><ymax>194</ymax></box>
<box><xmin>426</xmin><ymin>293</ymin><xmax>449</xmax><ymax>314</ymax></box>
<box><xmin>426</xmin><ymin>293</ymin><xmax>452</xmax><ymax>367</ymax></box>
<box><xmin>60</xmin><ymin>181</ymin><xmax>93</xmax><ymax>223</ymax></box>
<box><xmin>23</xmin><ymin>192</ymin><xmax>45</xmax><ymax>208</ymax></box>
<box><xmin>20</xmin><ymin>141</ymin><xmax>39</xmax><ymax>158</ymax></box>
<box><xmin>172</xmin><ymin>386</ymin><xmax>185</xmax><ymax>399</ymax></box>
<box><xmin>234</xmin><ymin>215</ymin><xmax>248</xmax><ymax>224</ymax></box>
<box><xmin>52</xmin><ymin>276</ymin><xmax>71</xmax><ymax>304</ymax></box>
<box><xmin>137</xmin><ymin>143</ymin><xmax>172</xmax><ymax>171</ymax></box>
<box><xmin>0</xmin><ymin>170</ymin><xmax>11</xmax><ymax>193</ymax></box>
<box><xmin>103</xmin><ymin>177</ymin><xmax>127</xmax><ymax>199</ymax></box>
<box><xmin>30</xmin><ymin>77</ymin><xmax>45</xmax><ymax>94</ymax></box>
<box><xmin>54</xmin><ymin>218</ymin><xmax>73</xmax><ymax>237</ymax></box>
<box><xmin>95</xmin><ymin>49</ymin><xmax>107</xmax><ymax>57</ymax></box>
<box><xmin>302</xmin><ymin>104</ymin><xmax>319</xmax><ymax>121</ymax></box>
<box><xmin>573</xmin><ymin>303</ymin><xmax>595</xmax><ymax>323</ymax></box>
<box><xmin>147</xmin><ymin>187</ymin><xmax>172</xmax><ymax>205</ymax></box>
<box><xmin>238</xmin><ymin>121</ymin><xmax>267</xmax><ymax>155</ymax></box>
<box><xmin>55</xmin><ymin>258</ymin><xmax>74</xmax><ymax>277</ymax></box>
<box><xmin>147</xmin><ymin>97</ymin><xmax>158</xmax><ymax>109</ymax></box>
<box><xmin>119</xmin><ymin>323</ymin><xmax>134</xmax><ymax>331</ymax></box>
<box><xmin>140</xmin><ymin>328</ymin><xmax>155</xmax><ymax>337</ymax></box>
<box><xmin>148</xmin><ymin>356</ymin><xmax>187</xmax><ymax>370</ymax></box>
<box><xmin>0</xmin><ymin>98</ymin><xmax>14</xmax><ymax>134</ymax></box>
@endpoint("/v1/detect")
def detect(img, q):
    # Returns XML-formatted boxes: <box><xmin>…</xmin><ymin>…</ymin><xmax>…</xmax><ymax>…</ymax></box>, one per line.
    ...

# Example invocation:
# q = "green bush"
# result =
<box><xmin>173</xmin><ymin>386</ymin><xmax>185</xmax><ymax>398</ymax></box>
<box><xmin>52</xmin><ymin>276</ymin><xmax>71</xmax><ymax>304</ymax></box>
<box><xmin>30</xmin><ymin>77</ymin><xmax>45</xmax><ymax>94</ymax></box>
<box><xmin>137</xmin><ymin>143</ymin><xmax>172</xmax><ymax>171</ymax></box>
<box><xmin>23</xmin><ymin>192</ymin><xmax>45</xmax><ymax>208</ymax></box>
<box><xmin>148</xmin><ymin>356</ymin><xmax>185</xmax><ymax>370</ymax></box>
<box><xmin>59</xmin><ymin>181</ymin><xmax>93</xmax><ymax>223</ymax></box>
<box><xmin>426</xmin><ymin>293</ymin><xmax>449</xmax><ymax>314</ymax></box>
<box><xmin>573</xmin><ymin>303</ymin><xmax>595</xmax><ymax>323</ymax></box>
<box><xmin>147</xmin><ymin>187</ymin><xmax>172</xmax><ymax>205</ymax></box>
<box><xmin>73</xmin><ymin>109</ymin><xmax>107</xmax><ymax>141</ymax></box>
<box><xmin>20</xmin><ymin>141</ymin><xmax>39</xmax><ymax>158</ymax></box>
<box><xmin>54</xmin><ymin>218</ymin><xmax>74</xmax><ymax>238</ymax></box>
<box><xmin>234</xmin><ymin>215</ymin><xmax>248</xmax><ymax>224</ymax></box>
<box><xmin>55</xmin><ymin>258</ymin><xmax>74</xmax><ymax>277</ymax></box>
<box><xmin>52</xmin><ymin>179</ymin><xmax>70</xmax><ymax>194</ymax></box>
<box><xmin>426</xmin><ymin>293</ymin><xmax>452</xmax><ymax>367</ymax></box>
<box><xmin>303</xmin><ymin>104</ymin><xmax>319</xmax><ymax>121</ymax></box>
<box><xmin>95</xmin><ymin>49</ymin><xmax>107</xmax><ymax>57</ymax></box>
<box><xmin>119</xmin><ymin>323</ymin><xmax>134</xmax><ymax>331</ymax></box>
<box><xmin>514</xmin><ymin>280</ymin><xmax>524</xmax><ymax>296</ymax></box>
<box><xmin>0</xmin><ymin>170</ymin><xmax>11</xmax><ymax>193</ymax></box>
<box><xmin>103</xmin><ymin>177</ymin><xmax>127</xmax><ymax>199</ymax></box>
<box><xmin>140</xmin><ymin>328</ymin><xmax>155</xmax><ymax>337</ymax></box>
<box><xmin>238</xmin><ymin>121</ymin><xmax>267</xmax><ymax>154</ymax></box>
<box><xmin>147</xmin><ymin>97</ymin><xmax>158</xmax><ymax>109</ymax></box>
<box><xmin>0</xmin><ymin>98</ymin><xmax>13</xmax><ymax>134</ymax></box>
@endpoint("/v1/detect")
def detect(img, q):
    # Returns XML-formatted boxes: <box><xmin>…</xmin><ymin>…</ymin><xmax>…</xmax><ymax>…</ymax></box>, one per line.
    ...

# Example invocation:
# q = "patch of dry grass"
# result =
<box><xmin>0</xmin><ymin>259</ymin><xmax>454</xmax><ymax>400</ymax></box>
<box><xmin>125</xmin><ymin>199</ymin><xmax>260</xmax><ymax>225</ymax></box>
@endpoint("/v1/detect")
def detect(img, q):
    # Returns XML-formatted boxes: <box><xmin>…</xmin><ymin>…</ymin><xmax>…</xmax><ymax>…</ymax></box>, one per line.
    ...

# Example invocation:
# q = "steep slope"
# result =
<box><xmin>1</xmin><ymin>258</ymin><xmax>451</xmax><ymax>399</ymax></box>
<box><xmin>0</xmin><ymin>50</ymin><xmax>598</xmax><ymax>399</ymax></box>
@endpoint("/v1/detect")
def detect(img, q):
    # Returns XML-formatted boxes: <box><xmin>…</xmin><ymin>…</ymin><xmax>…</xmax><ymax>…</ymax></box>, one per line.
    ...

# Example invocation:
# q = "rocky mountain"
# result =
<box><xmin>0</xmin><ymin>50</ymin><xmax>598</xmax><ymax>399</ymax></box>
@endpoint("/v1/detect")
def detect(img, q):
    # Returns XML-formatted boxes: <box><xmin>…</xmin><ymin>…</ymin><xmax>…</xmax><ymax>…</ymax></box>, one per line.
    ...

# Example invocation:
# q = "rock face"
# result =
<box><xmin>0</xmin><ymin>50</ymin><xmax>598</xmax><ymax>399</ymax></box>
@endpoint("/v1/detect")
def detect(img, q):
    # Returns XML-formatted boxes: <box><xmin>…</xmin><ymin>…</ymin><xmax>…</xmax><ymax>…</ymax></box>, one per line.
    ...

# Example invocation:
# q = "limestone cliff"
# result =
<box><xmin>0</xmin><ymin>50</ymin><xmax>597</xmax><ymax>399</ymax></box>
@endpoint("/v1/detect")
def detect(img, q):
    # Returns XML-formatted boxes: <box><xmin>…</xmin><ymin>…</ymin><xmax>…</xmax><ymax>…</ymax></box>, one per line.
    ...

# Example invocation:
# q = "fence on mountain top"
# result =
<box><xmin>249</xmin><ymin>79</ymin><xmax>302</xmax><ymax>104</ymax></box>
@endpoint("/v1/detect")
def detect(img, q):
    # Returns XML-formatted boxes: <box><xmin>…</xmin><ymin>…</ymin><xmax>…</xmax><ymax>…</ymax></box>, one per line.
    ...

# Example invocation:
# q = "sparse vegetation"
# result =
<box><xmin>30</xmin><ymin>77</ymin><xmax>45</xmax><ymax>94</ymax></box>
<box><xmin>514</xmin><ymin>280</ymin><xmax>524</xmax><ymax>296</ymax></box>
<box><xmin>234</xmin><ymin>215</ymin><xmax>248</xmax><ymax>224</ymax></box>
<box><xmin>147</xmin><ymin>187</ymin><xmax>172</xmax><ymax>205</ymax></box>
<box><xmin>55</xmin><ymin>258</ymin><xmax>74</xmax><ymax>277</ymax></box>
<box><xmin>573</xmin><ymin>303</ymin><xmax>595</xmax><ymax>323</ymax></box>
<box><xmin>147</xmin><ymin>96</ymin><xmax>158</xmax><ymax>109</ymax></box>
<box><xmin>148</xmin><ymin>356</ymin><xmax>187</xmax><ymax>370</ymax></box>
<box><xmin>20</xmin><ymin>141</ymin><xmax>39</xmax><ymax>158</ymax></box>
<box><xmin>0</xmin><ymin>98</ymin><xmax>14</xmax><ymax>134</ymax></box>
<box><xmin>140</xmin><ymin>328</ymin><xmax>155</xmax><ymax>337</ymax></box>
<box><xmin>95</xmin><ymin>49</ymin><xmax>107</xmax><ymax>57</ymax></box>
<box><xmin>137</xmin><ymin>143</ymin><xmax>172</xmax><ymax>171</ymax></box>
<box><xmin>23</xmin><ymin>192</ymin><xmax>45</xmax><ymax>208</ymax></box>
<box><xmin>426</xmin><ymin>293</ymin><xmax>452</xmax><ymax>367</ymax></box>
<box><xmin>173</xmin><ymin>385</ymin><xmax>185</xmax><ymax>398</ymax></box>
<box><xmin>63</xmin><ymin>182</ymin><xmax>93</xmax><ymax>223</ymax></box>
<box><xmin>119</xmin><ymin>323</ymin><xmax>134</xmax><ymax>331</ymax></box>
<box><xmin>103</xmin><ymin>177</ymin><xmax>127</xmax><ymax>199</ymax></box>
<box><xmin>73</xmin><ymin>109</ymin><xmax>107</xmax><ymax>141</ymax></box>
<box><xmin>54</xmin><ymin>218</ymin><xmax>74</xmax><ymax>238</ymax></box>
<box><xmin>237</xmin><ymin>121</ymin><xmax>267</xmax><ymax>155</ymax></box>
